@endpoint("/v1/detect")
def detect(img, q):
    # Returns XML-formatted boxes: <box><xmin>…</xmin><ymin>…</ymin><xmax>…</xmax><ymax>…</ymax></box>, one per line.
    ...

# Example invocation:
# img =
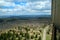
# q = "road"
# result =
<box><xmin>42</xmin><ymin>25</ymin><xmax>49</xmax><ymax>40</ymax></box>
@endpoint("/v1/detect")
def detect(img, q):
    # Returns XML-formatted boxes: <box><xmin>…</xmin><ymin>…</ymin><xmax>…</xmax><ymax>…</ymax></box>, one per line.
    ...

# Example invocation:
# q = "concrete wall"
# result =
<box><xmin>52</xmin><ymin>0</ymin><xmax>60</xmax><ymax>27</ymax></box>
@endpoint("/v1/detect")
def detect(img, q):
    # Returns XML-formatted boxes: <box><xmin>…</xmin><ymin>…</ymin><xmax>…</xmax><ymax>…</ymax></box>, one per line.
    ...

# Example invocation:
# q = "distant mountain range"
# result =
<box><xmin>0</xmin><ymin>15</ymin><xmax>51</xmax><ymax>23</ymax></box>
<box><xmin>0</xmin><ymin>15</ymin><xmax>51</xmax><ymax>18</ymax></box>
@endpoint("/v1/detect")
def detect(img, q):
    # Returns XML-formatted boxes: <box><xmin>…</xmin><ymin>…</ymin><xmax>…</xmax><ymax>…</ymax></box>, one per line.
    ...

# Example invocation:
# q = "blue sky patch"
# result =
<box><xmin>0</xmin><ymin>0</ymin><xmax>51</xmax><ymax>16</ymax></box>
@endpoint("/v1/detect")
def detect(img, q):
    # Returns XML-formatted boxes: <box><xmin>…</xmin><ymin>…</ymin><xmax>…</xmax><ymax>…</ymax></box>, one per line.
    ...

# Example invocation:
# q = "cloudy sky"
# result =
<box><xmin>0</xmin><ymin>0</ymin><xmax>51</xmax><ymax>16</ymax></box>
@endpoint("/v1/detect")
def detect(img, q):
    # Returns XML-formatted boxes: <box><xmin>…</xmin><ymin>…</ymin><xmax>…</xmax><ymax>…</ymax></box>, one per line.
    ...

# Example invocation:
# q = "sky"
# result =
<box><xmin>0</xmin><ymin>0</ymin><xmax>51</xmax><ymax>16</ymax></box>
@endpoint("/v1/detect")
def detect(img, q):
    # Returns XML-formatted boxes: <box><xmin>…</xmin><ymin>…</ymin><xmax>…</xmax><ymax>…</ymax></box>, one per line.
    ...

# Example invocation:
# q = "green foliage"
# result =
<box><xmin>0</xmin><ymin>24</ymin><xmax>52</xmax><ymax>40</ymax></box>
<box><xmin>35</xmin><ymin>34</ymin><xmax>38</xmax><ymax>38</ymax></box>
<box><xmin>25</xmin><ymin>32</ymin><xmax>30</xmax><ymax>39</ymax></box>
<box><xmin>38</xmin><ymin>36</ymin><xmax>41</xmax><ymax>40</ymax></box>
<box><xmin>31</xmin><ymin>35</ymin><xmax>34</xmax><ymax>39</ymax></box>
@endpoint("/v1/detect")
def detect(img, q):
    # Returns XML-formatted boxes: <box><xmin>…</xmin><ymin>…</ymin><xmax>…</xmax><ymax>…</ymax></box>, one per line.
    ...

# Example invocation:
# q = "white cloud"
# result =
<box><xmin>0</xmin><ymin>0</ymin><xmax>51</xmax><ymax>16</ymax></box>
<box><xmin>23</xmin><ymin>1</ymin><xmax>51</xmax><ymax>13</ymax></box>
<box><xmin>0</xmin><ymin>0</ymin><xmax>15</xmax><ymax>7</ymax></box>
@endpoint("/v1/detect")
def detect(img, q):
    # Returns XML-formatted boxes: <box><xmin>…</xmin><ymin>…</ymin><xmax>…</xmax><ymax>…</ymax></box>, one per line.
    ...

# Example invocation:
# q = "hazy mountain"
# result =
<box><xmin>0</xmin><ymin>15</ymin><xmax>51</xmax><ymax>18</ymax></box>
<box><xmin>0</xmin><ymin>15</ymin><xmax>51</xmax><ymax>23</ymax></box>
